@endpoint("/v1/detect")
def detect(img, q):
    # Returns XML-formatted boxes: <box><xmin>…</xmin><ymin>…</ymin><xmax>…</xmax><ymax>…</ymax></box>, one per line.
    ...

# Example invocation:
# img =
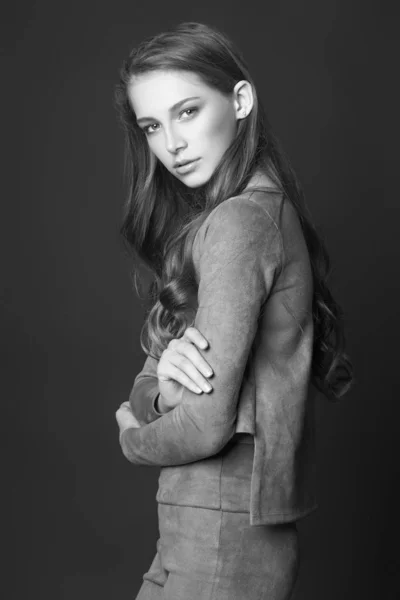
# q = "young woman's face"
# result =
<box><xmin>128</xmin><ymin>70</ymin><xmax>240</xmax><ymax>188</ymax></box>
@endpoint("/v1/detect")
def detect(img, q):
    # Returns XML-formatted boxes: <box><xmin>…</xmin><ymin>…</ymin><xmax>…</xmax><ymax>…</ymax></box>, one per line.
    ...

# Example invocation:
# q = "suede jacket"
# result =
<box><xmin>120</xmin><ymin>172</ymin><xmax>318</xmax><ymax>525</ymax></box>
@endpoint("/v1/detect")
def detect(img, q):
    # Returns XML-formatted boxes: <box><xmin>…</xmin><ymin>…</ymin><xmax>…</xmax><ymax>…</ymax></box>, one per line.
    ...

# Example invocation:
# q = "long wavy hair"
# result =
<box><xmin>114</xmin><ymin>21</ymin><xmax>353</xmax><ymax>400</ymax></box>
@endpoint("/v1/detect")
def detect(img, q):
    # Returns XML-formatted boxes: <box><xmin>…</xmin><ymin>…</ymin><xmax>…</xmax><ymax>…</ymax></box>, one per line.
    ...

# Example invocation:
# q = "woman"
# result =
<box><xmin>114</xmin><ymin>21</ymin><xmax>353</xmax><ymax>600</ymax></box>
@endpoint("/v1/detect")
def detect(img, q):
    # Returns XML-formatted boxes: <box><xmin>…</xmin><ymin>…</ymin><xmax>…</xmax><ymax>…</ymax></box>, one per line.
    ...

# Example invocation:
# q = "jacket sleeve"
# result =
<box><xmin>128</xmin><ymin>354</ymin><xmax>164</xmax><ymax>426</ymax></box>
<box><xmin>119</xmin><ymin>195</ymin><xmax>283</xmax><ymax>466</ymax></box>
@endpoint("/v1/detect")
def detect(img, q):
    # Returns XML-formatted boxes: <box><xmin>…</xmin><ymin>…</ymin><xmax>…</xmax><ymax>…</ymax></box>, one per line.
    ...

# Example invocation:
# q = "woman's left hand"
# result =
<box><xmin>116</xmin><ymin>401</ymin><xmax>141</xmax><ymax>438</ymax></box>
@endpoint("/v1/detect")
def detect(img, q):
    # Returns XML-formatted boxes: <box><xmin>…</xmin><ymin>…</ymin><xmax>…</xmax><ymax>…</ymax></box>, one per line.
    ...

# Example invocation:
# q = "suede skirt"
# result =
<box><xmin>135</xmin><ymin>433</ymin><xmax>299</xmax><ymax>600</ymax></box>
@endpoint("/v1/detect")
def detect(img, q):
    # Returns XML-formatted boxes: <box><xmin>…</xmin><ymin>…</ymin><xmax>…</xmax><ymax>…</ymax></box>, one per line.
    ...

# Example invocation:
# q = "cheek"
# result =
<box><xmin>147</xmin><ymin>137</ymin><xmax>167</xmax><ymax>163</ymax></box>
<box><xmin>200</xmin><ymin>109</ymin><xmax>236</xmax><ymax>148</ymax></box>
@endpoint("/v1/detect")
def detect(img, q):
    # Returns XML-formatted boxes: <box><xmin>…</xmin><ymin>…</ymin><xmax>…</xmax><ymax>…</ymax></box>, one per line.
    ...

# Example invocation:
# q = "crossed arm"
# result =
<box><xmin>119</xmin><ymin>196</ymin><xmax>282</xmax><ymax>467</ymax></box>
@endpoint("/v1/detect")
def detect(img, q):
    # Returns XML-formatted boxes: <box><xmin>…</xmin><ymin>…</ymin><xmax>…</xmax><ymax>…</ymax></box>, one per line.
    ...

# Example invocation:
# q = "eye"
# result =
<box><xmin>143</xmin><ymin>123</ymin><xmax>160</xmax><ymax>135</ymax></box>
<box><xmin>179</xmin><ymin>107</ymin><xmax>198</xmax><ymax>119</ymax></box>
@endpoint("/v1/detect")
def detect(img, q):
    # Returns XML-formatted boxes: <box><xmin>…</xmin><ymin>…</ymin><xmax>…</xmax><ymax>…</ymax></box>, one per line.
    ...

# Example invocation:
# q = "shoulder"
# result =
<box><xmin>191</xmin><ymin>190</ymin><xmax>286</xmax><ymax>271</ymax></box>
<box><xmin>190</xmin><ymin>191</ymin><xmax>284</xmax><ymax>275</ymax></box>
<box><xmin>202</xmin><ymin>190</ymin><xmax>284</xmax><ymax>242</ymax></box>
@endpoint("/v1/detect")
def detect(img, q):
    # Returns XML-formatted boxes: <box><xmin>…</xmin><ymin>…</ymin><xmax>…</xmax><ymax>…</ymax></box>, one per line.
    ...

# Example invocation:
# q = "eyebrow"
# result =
<box><xmin>136</xmin><ymin>96</ymin><xmax>201</xmax><ymax>124</ymax></box>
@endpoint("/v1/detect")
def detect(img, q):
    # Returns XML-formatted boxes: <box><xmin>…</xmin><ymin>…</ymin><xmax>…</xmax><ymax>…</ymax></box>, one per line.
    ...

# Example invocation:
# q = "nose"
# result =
<box><xmin>164</xmin><ymin>124</ymin><xmax>187</xmax><ymax>154</ymax></box>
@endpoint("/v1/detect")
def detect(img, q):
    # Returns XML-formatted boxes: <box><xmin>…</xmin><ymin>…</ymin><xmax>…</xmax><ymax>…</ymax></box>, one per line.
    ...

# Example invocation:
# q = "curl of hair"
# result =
<box><xmin>114</xmin><ymin>21</ymin><xmax>354</xmax><ymax>400</ymax></box>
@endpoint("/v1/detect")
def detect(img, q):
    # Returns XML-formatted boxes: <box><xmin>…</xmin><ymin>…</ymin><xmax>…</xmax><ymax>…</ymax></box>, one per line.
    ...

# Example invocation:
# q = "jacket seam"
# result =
<box><xmin>157</xmin><ymin>500</ymin><xmax>250</xmax><ymax>513</ymax></box>
<box><xmin>254</xmin><ymin>503</ymin><xmax>319</xmax><ymax>518</ymax></box>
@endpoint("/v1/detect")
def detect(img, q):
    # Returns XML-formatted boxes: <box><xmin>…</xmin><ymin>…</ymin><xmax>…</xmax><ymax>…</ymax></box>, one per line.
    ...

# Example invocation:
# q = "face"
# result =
<box><xmin>127</xmin><ymin>70</ymin><xmax>244</xmax><ymax>188</ymax></box>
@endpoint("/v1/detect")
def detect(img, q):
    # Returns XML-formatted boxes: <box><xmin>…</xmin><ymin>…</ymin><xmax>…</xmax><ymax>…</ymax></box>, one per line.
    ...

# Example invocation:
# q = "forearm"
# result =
<box><xmin>120</xmin><ymin>297</ymin><xmax>262</xmax><ymax>467</ymax></box>
<box><xmin>120</xmin><ymin>390</ymin><xmax>236</xmax><ymax>466</ymax></box>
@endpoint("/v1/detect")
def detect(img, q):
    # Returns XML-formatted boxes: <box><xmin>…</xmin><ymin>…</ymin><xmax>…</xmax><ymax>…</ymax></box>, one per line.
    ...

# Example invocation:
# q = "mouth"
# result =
<box><xmin>174</xmin><ymin>158</ymin><xmax>200</xmax><ymax>174</ymax></box>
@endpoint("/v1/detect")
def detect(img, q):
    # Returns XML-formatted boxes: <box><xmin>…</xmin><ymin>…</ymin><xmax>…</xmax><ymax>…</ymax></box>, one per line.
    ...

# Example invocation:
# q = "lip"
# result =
<box><xmin>174</xmin><ymin>158</ymin><xmax>200</xmax><ymax>174</ymax></box>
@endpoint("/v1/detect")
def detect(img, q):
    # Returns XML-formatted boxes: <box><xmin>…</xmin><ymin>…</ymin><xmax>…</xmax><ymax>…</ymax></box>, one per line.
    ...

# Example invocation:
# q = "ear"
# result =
<box><xmin>233</xmin><ymin>80</ymin><xmax>254</xmax><ymax>120</ymax></box>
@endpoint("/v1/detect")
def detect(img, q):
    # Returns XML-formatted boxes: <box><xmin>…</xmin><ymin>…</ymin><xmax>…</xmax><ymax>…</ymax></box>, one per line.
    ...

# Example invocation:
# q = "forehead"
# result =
<box><xmin>127</xmin><ymin>70</ymin><xmax>216</xmax><ymax>115</ymax></box>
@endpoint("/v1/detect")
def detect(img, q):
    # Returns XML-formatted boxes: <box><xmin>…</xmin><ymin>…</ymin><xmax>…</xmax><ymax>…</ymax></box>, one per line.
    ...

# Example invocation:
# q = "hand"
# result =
<box><xmin>116</xmin><ymin>401</ymin><xmax>141</xmax><ymax>439</ymax></box>
<box><xmin>156</xmin><ymin>326</ymin><xmax>214</xmax><ymax>414</ymax></box>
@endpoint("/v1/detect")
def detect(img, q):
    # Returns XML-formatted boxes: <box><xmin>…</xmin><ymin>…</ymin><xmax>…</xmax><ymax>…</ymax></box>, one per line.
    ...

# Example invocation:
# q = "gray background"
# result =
<box><xmin>2</xmin><ymin>1</ymin><xmax>398</xmax><ymax>598</ymax></box>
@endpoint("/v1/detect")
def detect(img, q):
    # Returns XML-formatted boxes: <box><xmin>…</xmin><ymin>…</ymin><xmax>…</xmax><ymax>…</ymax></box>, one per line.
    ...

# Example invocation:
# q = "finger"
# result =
<box><xmin>168</xmin><ymin>355</ymin><xmax>213</xmax><ymax>393</ymax></box>
<box><xmin>117</xmin><ymin>407</ymin><xmax>132</xmax><ymax>419</ymax></box>
<box><xmin>115</xmin><ymin>407</ymin><xmax>140</xmax><ymax>427</ymax></box>
<box><xmin>158</xmin><ymin>363</ymin><xmax>205</xmax><ymax>394</ymax></box>
<box><xmin>176</xmin><ymin>339</ymin><xmax>214</xmax><ymax>378</ymax></box>
<box><xmin>184</xmin><ymin>326</ymin><xmax>209</xmax><ymax>350</ymax></box>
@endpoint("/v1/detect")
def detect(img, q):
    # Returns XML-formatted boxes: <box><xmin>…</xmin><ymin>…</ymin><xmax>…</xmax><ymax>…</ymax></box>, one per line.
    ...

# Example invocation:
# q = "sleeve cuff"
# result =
<box><xmin>152</xmin><ymin>392</ymin><xmax>164</xmax><ymax>416</ymax></box>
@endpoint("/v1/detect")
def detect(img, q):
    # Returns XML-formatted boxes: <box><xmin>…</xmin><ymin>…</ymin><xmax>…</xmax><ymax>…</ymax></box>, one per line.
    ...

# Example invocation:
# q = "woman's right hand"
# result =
<box><xmin>156</xmin><ymin>326</ymin><xmax>214</xmax><ymax>414</ymax></box>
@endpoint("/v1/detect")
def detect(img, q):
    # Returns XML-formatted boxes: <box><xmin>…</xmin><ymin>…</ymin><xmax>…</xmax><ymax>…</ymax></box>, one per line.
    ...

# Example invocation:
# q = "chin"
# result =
<box><xmin>181</xmin><ymin>177</ymin><xmax>209</xmax><ymax>189</ymax></box>
<box><xmin>177</xmin><ymin>168</ymin><xmax>214</xmax><ymax>189</ymax></box>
